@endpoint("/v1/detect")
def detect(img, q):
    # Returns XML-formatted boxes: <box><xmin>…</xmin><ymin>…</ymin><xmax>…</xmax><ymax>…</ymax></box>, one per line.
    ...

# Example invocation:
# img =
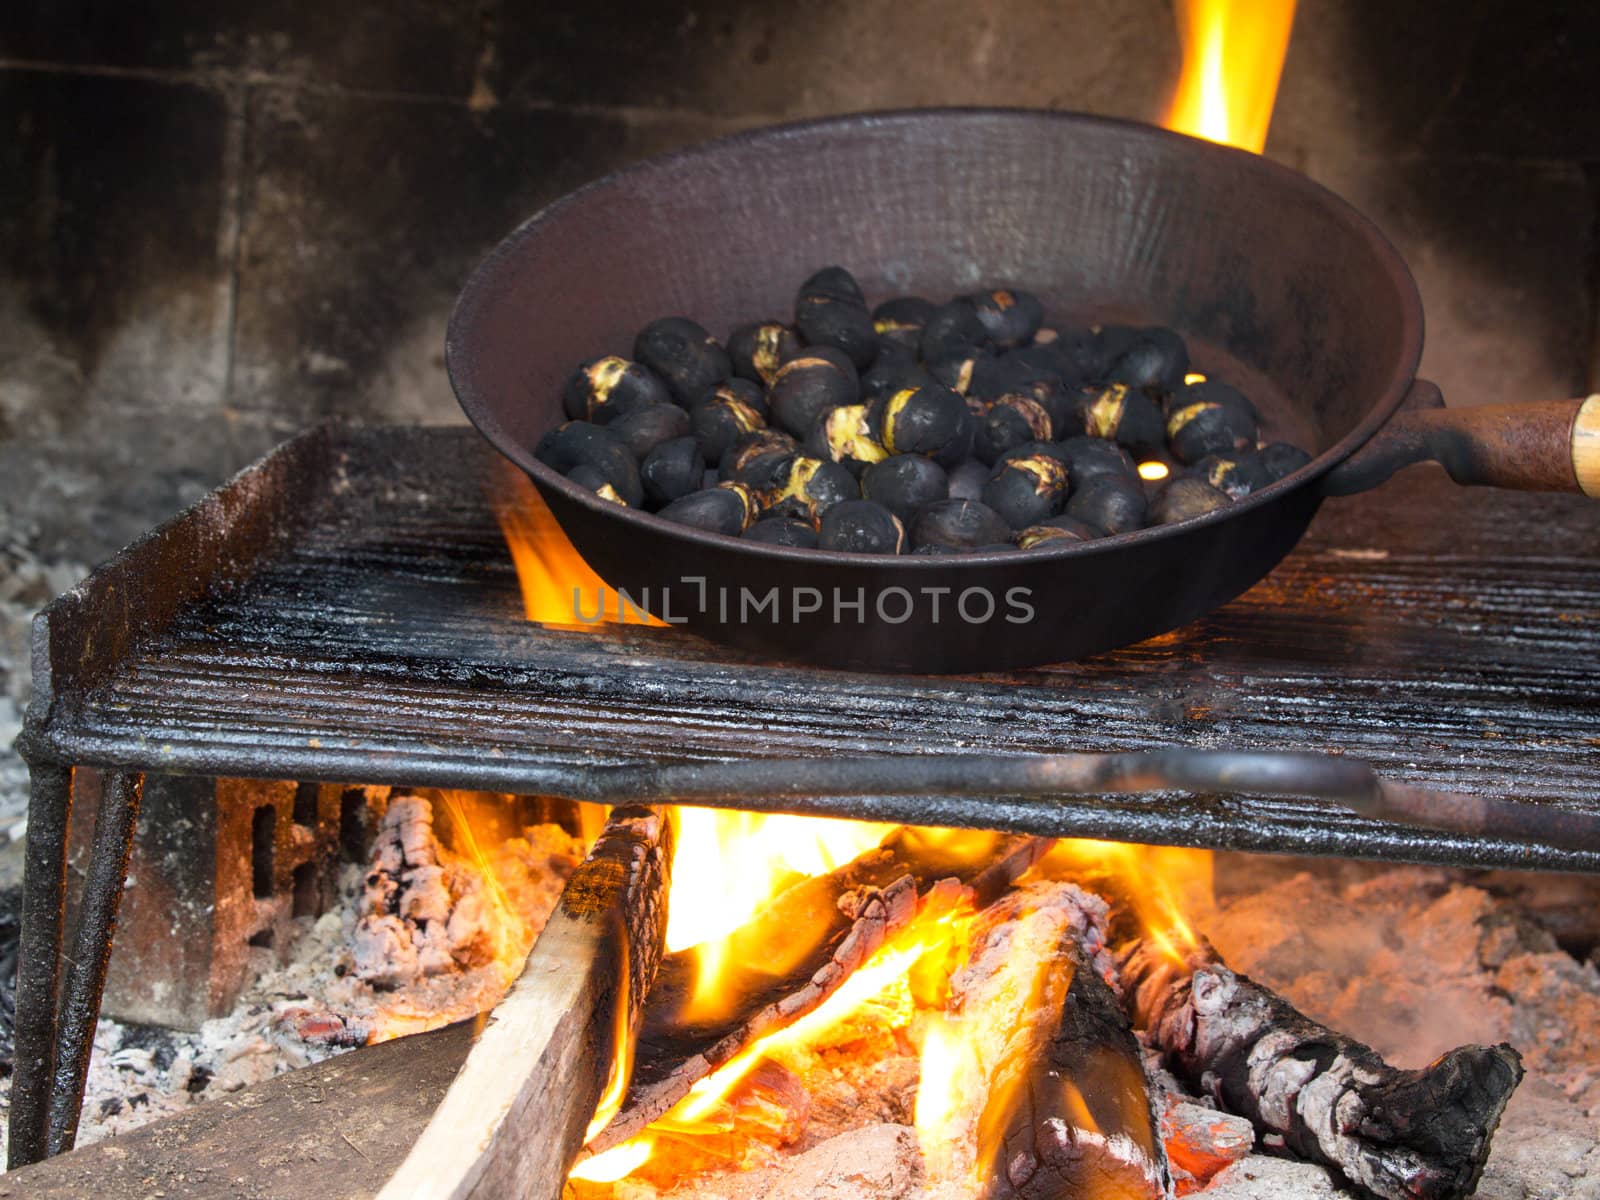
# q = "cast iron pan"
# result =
<box><xmin>449</xmin><ymin>109</ymin><xmax>1599</xmax><ymax>673</ymax></box>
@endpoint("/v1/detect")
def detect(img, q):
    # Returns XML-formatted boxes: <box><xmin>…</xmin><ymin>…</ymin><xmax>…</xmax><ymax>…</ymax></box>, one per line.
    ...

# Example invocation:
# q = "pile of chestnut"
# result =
<box><xmin>537</xmin><ymin>266</ymin><xmax>1312</xmax><ymax>555</ymax></box>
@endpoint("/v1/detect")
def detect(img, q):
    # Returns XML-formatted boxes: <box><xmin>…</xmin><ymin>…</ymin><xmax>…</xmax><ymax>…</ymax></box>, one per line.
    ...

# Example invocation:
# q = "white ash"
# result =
<box><xmin>0</xmin><ymin>791</ymin><xmax>583</xmax><ymax>1155</ymax></box>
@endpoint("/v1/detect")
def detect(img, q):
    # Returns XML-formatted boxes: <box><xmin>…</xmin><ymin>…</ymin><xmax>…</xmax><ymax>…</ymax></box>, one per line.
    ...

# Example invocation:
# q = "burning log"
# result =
<box><xmin>376</xmin><ymin>806</ymin><xmax>673</xmax><ymax>1200</ymax></box>
<box><xmin>583</xmin><ymin>828</ymin><xmax>1050</xmax><ymax>1155</ymax></box>
<box><xmin>1119</xmin><ymin>938</ymin><xmax>1523</xmax><ymax>1200</ymax></box>
<box><xmin>921</xmin><ymin>882</ymin><xmax>1170</xmax><ymax>1200</ymax></box>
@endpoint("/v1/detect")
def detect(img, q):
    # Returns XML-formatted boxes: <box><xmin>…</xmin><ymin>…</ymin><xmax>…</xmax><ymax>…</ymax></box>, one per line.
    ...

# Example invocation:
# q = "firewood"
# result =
<box><xmin>583</xmin><ymin>830</ymin><xmax>1050</xmax><ymax>1155</ymax></box>
<box><xmin>1119</xmin><ymin>937</ymin><xmax>1523</xmax><ymax>1200</ymax></box>
<box><xmin>375</xmin><ymin>806</ymin><xmax>673</xmax><ymax>1200</ymax></box>
<box><xmin>929</xmin><ymin>882</ymin><xmax>1170</xmax><ymax>1199</ymax></box>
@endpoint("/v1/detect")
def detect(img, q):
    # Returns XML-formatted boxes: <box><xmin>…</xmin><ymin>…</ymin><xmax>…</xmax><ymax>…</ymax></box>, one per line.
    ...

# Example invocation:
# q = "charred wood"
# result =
<box><xmin>584</xmin><ymin>830</ymin><xmax>1050</xmax><ymax>1154</ymax></box>
<box><xmin>934</xmin><ymin>882</ymin><xmax>1170</xmax><ymax>1200</ymax></box>
<box><xmin>1119</xmin><ymin>938</ymin><xmax>1522</xmax><ymax>1200</ymax></box>
<box><xmin>376</xmin><ymin>805</ymin><xmax>673</xmax><ymax>1200</ymax></box>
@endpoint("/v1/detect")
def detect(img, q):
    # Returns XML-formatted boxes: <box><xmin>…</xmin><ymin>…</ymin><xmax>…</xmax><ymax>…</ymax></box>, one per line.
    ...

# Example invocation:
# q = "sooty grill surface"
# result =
<box><xmin>26</xmin><ymin>424</ymin><xmax>1600</xmax><ymax>871</ymax></box>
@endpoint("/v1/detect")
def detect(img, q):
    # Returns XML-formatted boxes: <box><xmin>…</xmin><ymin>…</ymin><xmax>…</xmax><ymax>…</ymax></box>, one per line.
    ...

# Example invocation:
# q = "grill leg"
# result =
<box><xmin>47</xmin><ymin>770</ymin><xmax>145</xmax><ymax>1156</ymax></box>
<box><xmin>8</xmin><ymin>762</ymin><xmax>74</xmax><ymax>1168</ymax></box>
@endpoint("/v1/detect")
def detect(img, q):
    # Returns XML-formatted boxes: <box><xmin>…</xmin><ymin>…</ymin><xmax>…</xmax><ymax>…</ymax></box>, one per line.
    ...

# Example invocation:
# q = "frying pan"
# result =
<box><xmin>448</xmin><ymin>109</ymin><xmax>1599</xmax><ymax>674</ymax></box>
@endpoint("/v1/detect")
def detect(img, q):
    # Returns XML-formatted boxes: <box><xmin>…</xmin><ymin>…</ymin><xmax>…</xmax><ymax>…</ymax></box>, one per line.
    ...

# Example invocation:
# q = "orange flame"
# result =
<box><xmin>493</xmin><ymin>463</ymin><xmax>662</xmax><ymax>627</ymax></box>
<box><xmin>1165</xmin><ymin>0</ymin><xmax>1297</xmax><ymax>153</ymax></box>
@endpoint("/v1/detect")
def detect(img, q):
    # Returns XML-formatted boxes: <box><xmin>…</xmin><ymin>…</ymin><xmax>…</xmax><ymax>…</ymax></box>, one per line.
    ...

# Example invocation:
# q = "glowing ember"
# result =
<box><xmin>1138</xmin><ymin>461</ymin><xmax>1171</xmax><ymax>481</ymax></box>
<box><xmin>1165</xmin><ymin>0</ymin><xmax>1297</xmax><ymax>154</ymax></box>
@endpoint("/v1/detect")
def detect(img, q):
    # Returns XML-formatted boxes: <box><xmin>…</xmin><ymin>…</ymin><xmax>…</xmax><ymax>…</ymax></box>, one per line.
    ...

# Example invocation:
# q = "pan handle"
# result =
<box><xmin>1321</xmin><ymin>380</ymin><xmax>1600</xmax><ymax>497</ymax></box>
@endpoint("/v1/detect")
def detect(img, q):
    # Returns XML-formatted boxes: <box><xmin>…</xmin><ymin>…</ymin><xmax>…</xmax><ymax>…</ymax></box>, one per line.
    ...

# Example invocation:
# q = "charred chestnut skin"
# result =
<box><xmin>982</xmin><ymin>454</ymin><xmax>1069</xmax><ymax>529</ymax></box>
<box><xmin>640</xmin><ymin>436</ymin><xmax>706</xmax><ymax>508</ymax></box>
<box><xmin>945</xmin><ymin>458</ymin><xmax>990</xmax><ymax>502</ymax></box>
<box><xmin>535</xmin><ymin>421</ymin><xmax>643</xmax><ymax>507</ymax></box>
<box><xmin>633</xmin><ymin>317</ymin><xmax>731</xmax><ymax>405</ymax></box>
<box><xmin>608</xmin><ymin>402</ymin><xmax>691</xmax><ymax>460</ymax></box>
<box><xmin>561</xmin><ymin>356</ymin><xmax>671</xmax><ymax>425</ymax></box>
<box><xmin>861</xmin><ymin>453</ymin><xmax>948</xmax><ymax>523</ymax></box>
<box><xmin>762</xmin><ymin>455</ymin><xmax>859</xmax><ymax>524</ymax></box>
<box><xmin>657</xmin><ymin>481</ymin><xmax>757</xmax><ymax>537</ymax></box>
<box><xmin>1053</xmin><ymin>437</ymin><xmax>1138</xmax><ymax>488</ymax></box>
<box><xmin>1104</xmin><ymin>326</ymin><xmax>1189</xmax><ymax>394</ymax></box>
<box><xmin>1166</xmin><ymin>381</ymin><xmax>1259</xmax><ymax>463</ymax></box>
<box><xmin>871</xmin><ymin>296</ymin><xmax>937</xmax><ymax>351</ymax></box>
<box><xmin>743</xmin><ymin>517</ymin><xmax>820</xmax><ymax>548</ymax></box>
<box><xmin>795</xmin><ymin>266</ymin><xmax>878</xmax><ymax>367</ymax></box>
<box><xmin>720</xmin><ymin>429</ymin><xmax>799</xmax><ymax>486</ymax></box>
<box><xmin>689</xmin><ymin>383</ymin><xmax>766</xmax><ymax>465</ymax></box>
<box><xmin>1259</xmin><ymin>441</ymin><xmax>1313</xmax><ymax>481</ymax></box>
<box><xmin>967</xmin><ymin>288</ymin><xmax>1043</xmax><ymax>348</ymax></box>
<box><xmin>1063</xmin><ymin>383</ymin><xmax>1165</xmax><ymax>456</ymax></box>
<box><xmin>565</xmin><ymin>463</ymin><xmax>625</xmax><ymax>504</ymax></box>
<box><xmin>1016</xmin><ymin>514</ymin><xmax>1103</xmax><ymax>549</ymax></box>
<box><xmin>1065</xmin><ymin>473</ymin><xmax>1147</xmax><ymax>535</ymax></box>
<box><xmin>874</xmin><ymin>383</ymin><xmax>975</xmax><ymax>467</ymax></box>
<box><xmin>910</xmin><ymin>498</ymin><xmax>1011</xmax><ymax>551</ymax></box>
<box><xmin>768</xmin><ymin>346</ymin><xmax>860</xmax><ymax>438</ymax></box>
<box><xmin>805</xmin><ymin>403</ymin><xmax>889</xmax><ymax>477</ymax></box>
<box><xmin>1193</xmin><ymin>451</ymin><xmax>1273</xmax><ymax>499</ymax></box>
<box><xmin>974</xmin><ymin>396</ymin><xmax>1053</xmax><ymax>465</ymax></box>
<box><xmin>819</xmin><ymin>499</ymin><xmax>906</xmax><ymax>554</ymax></box>
<box><xmin>860</xmin><ymin>349</ymin><xmax>931</xmax><ymax>402</ymax></box>
<box><xmin>728</xmin><ymin>321</ymin><xmax>803</xmax><ymax>386</ymax></box>
<box><xmin>920</xmin><ymin>299</ymin><xmax>991</xmax><ymax>362</ymax></box>
<box><xmin>1151</xmin><ymin>476</ymin><xmax>1233</xmax><ymax>525</ymax></box>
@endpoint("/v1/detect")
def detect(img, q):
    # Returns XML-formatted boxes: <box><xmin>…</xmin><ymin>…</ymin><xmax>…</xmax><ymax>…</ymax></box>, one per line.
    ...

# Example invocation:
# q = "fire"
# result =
<box><xmin>1038</xmin><ymin>840</ymin><xmax>1214</xmax><ymax>961</ymax></box>
<box><xmin>1165</xmin><ymin>0</ymin><xmax>1297</xmax><ymax>154</ymax></box>
<box><xmin>493</xmin><ymin>462</ymin><xmax>661</xmax><ymax>627</ymax></box>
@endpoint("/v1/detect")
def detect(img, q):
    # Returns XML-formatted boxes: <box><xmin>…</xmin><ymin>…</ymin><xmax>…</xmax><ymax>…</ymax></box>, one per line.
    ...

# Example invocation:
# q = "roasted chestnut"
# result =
<box><xmin>874</xmin><ymin>383</ymin><xmax>975</xmax><ymax>466</ymax></box>
<box><xmin>974</xmin><ymin>396</ymin><xmax>1053</xmax><ymax>465</ymax></box>
<box><xmin>743</xmin><ymin>517</ymin><xmax>820</xmax><ymax>548</ymax></box>
<box><xmin>819</xmin><ymin>499</ymin><xmax>906</xmax><ymax>554</ymax></box>
<box><xmin>920</xmin><ymin>298</ymin><xmax>990</xmax><ymax>361</ymax></box>
<box><xmin>1053</xmin><ymin>436</ymin><xmax>1138</xmax><ymax>488</ymax></box>
<box><xmin>768</xmin><ymin>346</ymin><xmax>859</xmax><ymax>437</ymax></box>
<box><xmin>535</xmin><ymin>421</ymin><xmax>643</xmax><ymax>507</ymax></box>
<box><xmin>1259</xmin><ymin>441</ymin><xmax>1313</xmax><ymax>481</ymax></box>
<box><xmin>1166</xmin><ymin>381</ymin><xmax>1259</xmax><ymax>463</ymax></box>
<box><xmin>657</xmin><ymin>481</ymin><xmax>758</xmax><ymax>536</ymax></box>
<box><xmin>795</xmin><ymin>266</ymin><xmax>878</xmax><ymax>367</ymax></box>
<box><xmin>762</xmin><ymin>455</ymin><xmax>859</xmax><ymax>524</ymax></box>
<box><xmin>633</xmin><ymin>317</ymin><xmax>731</xmax><ymax>405</ymax></box>
<box><xmin>1104</xmin><ymin>326</ymin><xmax>1189</xmax><ymax>394</ymax></box>
<box><xmin>967</xmin><ymin>288</ymin><xmax>1043</xmax><ymax>348</ymax></box>
<box><xmin>946</xmin><ymin>457</ymin><xmax>990</xmax><ymax>502</ymax></box>
<box><xmin>993</xmin><ymin>439</ymin><xmax>1075</xmax><ymax>477</ymax></box>
<box><xmin>1063</xmin><ymin>383</ymin><xmax>1165</xmax><ymax>455</ymax></box>
<box><xmin>1065</xmin><ymin>474</ymin><xmax>1147</xmax><ymax>535</ymax></box>
<box><xmin>924</xmin><ymin>347</ymin><xmax>990</xmax><ymax>397</ymax></box>
<box><xmin>608</xmin><ymin>402</ymin><xmax>691</xmax><ymax>460</ymax></box>
<box><xmin>805</xmin><ymin>403</ymin><xmax>888</xmax><ymax>477</ymax></box>
<box><xmin>720</xmin><ymin>429</ymin><xmax>799</xmax><ymax>485</ymax></box>
<box><xmin>561</xmin><ymin>356</ymin><xmax>671</xmax><ymax>425</ymax></box>
<box><xmin>910</xmin><ymin>498</ymin><xmax>1011</xmax><ymax>550</ymax></box>
<box><xmin>1192</xmin><ymin>451</ymin><xmax>1272</xmax><ymax>499</ymax></box>
<box><xmin>1151</xmin><ymin>476</ymin><xmax>1232</xmax><ymax>525</ymax></box>
<box><xmin>860</xmin><ymin>349</ymin><xmax>931</xmax><ymax>401</ymax></box>
<box><xmin>689</xmin><ymin>384</ymin><xmax>766</xmax><ymax>465</ymax></box>
<box><xmin>640</xmin><ymin>436</ymin><xmax>707</xmax><ymax>508</ymax></box>
<box><xmin>983</xmin><ymin>454</ymin><xmax>1069</xmax><ymax>528</ymax></box>
<box><xmin>861</xmin><ymin>453</ymin><xmax>948</xmax><ymax>523</ymax></box>
<box><xmin>872</xmin><ymin>296</ymin><xmax>937</xmax><ymax>351</ymax></box>
<box><xmin>728</xmin><ymin>321</ymin><xmax>803</xmax><ymax>386</ymax></box>
<box><xmin>566</xmin><ymin>463</ymin><xmax>625</xmax><ymax>503</ymax></box>
<box><xmin>1005</xmin><ymin>342</ymin><xmax>1080</xmax><ymax>386</ymax></box>
<box><xmin>1016</xmin><ymin>514</ymin><xmax>1102</xmax><ymax>549</ymax></box>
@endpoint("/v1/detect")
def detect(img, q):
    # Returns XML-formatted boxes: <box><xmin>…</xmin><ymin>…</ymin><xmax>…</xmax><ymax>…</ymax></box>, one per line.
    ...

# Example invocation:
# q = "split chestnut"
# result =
<box><xmin>537</xmin><ymin>266</ymin><xmax>1316</xmax><ymax>555</ymax></box>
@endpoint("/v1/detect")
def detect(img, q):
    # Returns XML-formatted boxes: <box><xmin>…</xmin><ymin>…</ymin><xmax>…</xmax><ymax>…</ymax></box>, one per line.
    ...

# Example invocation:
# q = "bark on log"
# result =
<box><xmin>376</xmin><ymin>806</ymin><xmax>673</xmax><ymax>1200</ymax></box>
<box><xmin>584</xmin><ymin>830</ymin><xmax>1050</xmax><ymax>1155</ymax></box>
<box><xmin>1118</xmin><ymin>938</ymin><xmax>1522</xmax><ymax>1200</ymax></box>
<box><xmin>933</xmin><ymin>882</ymin><xmax>1170</xmax><ymax>1200</ymax></box>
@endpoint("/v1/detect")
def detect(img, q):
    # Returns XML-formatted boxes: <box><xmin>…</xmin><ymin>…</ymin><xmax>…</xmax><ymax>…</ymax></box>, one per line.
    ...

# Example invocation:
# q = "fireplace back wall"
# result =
<box><xmin>1</xmin><ymin>0</ymin><xmax>1598</xmax><ymax>822</ymax></box>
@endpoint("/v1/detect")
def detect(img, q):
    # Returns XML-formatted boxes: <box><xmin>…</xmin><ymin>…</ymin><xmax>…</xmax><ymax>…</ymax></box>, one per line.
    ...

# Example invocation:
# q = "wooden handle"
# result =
<box><xmin>1323</xmin><ymin>390</ymin><xmax>1600</xmax><ymax>497</ymax></box>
